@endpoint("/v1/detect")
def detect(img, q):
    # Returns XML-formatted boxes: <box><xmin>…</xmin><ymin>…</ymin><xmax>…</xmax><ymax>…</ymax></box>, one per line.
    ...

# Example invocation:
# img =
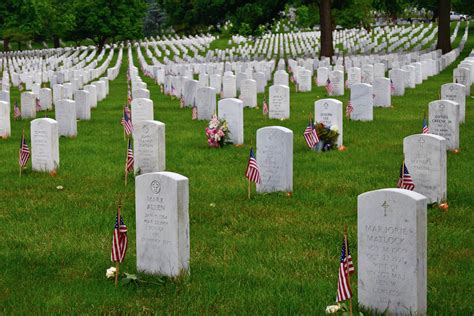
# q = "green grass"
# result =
<box><xmin>1</xmin><ymin>26</ymin><xmax>474</xmax><ymax>314</ymax></box>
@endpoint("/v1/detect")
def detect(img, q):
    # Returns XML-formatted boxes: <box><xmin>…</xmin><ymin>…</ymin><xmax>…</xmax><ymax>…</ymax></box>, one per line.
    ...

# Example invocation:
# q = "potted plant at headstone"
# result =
<box><xmin>314</xmin><ymin>122</ymin><xmax>339</xmax><ymax>152</ymax></box>
<box><xmin>205</xmin><ymin>115</ymin><xmax>230</xmax><ymax>148</ymax></box>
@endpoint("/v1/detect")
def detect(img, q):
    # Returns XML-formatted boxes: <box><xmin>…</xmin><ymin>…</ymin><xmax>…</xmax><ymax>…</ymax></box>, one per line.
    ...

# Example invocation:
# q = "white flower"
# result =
<box><xmin>330</xmin><ymin>125</ymin><xmax>339</xmax><ymax>133</ymax></box>
<box><xmin>325</xmin><ymin>304</ymin><xmax>341</xmax><ymax>314</ymax></box>
<box><xmin>106</xmin><ymin>266</ymin><xmax>116</xmax><ymax>279</ymax></box>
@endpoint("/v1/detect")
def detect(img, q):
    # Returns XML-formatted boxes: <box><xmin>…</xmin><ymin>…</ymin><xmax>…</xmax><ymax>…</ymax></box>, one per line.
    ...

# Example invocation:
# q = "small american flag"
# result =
<box><xmin>397</xmin><ymin>162</ymin><xmax>415</xmax><ymax>190</ymax></box>
<box><xmin>171</xmin><ymin>83</ymin><xmax>176</xmax><ymax>96</ymax></box>
<box><xmin>180</xmin><ymin>96</ymin><xmax>185</xmax><ymax>108</ymax></box>
<box><xmin>35</xmin><ymin>98</ymin><xmax>41</xmax><ymax>112</ymax></box>
<box><xmin>121</xmin><ymin>107</ymin><xmax>133</xmax><ymax>136</ymax></box>
<box><xmin>192</xmin><ymin>106</ymin><xmax>198</xmax><ymax>120</ymax></box>
<box><xmin>14</xmin><ymin>101</ymin><xmax>21</xmax><ymax>120</ymax></box>
<box><xmin>262</xmin><ymin>95</ymin><xmax>269</xmax><ymax>116</ymax></box>
<box><xmin>325</xmin><ymin>78</ymin><xmax>333</xmax><ymax>95</ymax></box>
<box><xmin>422</xmin><ymin>116</ymin><xmax>429</xmax><ymax>134</ymax></box>
<box><xmin>125</xmin><ymin>139</ymin><xmax>134</xmax><ymax>173</ymax></box>
<box><xmin>111</xmin><ymin>213</ymin><xmax>128</xmax><ymax>263</ymax></box>
<box><xmin>345</xmin><ymin>80</ymin><xmax>349</xmax><ymax>89</ymax></box>
<box><xmin>290</xmin><ymin>74</ymin><xmax>295</xmax><ymax>83</ymax></box>
<box><xmin>288</xmin><ymin>65</ymin><xmax>292</xmax><ymax>73</ymax></box>
<box><xmin>19</xmin><ymin>133</ymin><xmax>30</xmax><ymax>168</ymax></box>
<box><xmin>346</xmin><ymin>100</ymin><xmax>353</xmax><ymax>119</ymax></box>
<box><xmin>245</xmin><ymin>147</ymin><xmax>261</xmax><ymax>184</ymax></box>
<box><xmin>304</xmin><ymin>119</ymin><xmax>319</xmax><ymax>148</ymax></box>
<box><xmin>390</xmin><ymin>79</ymin><xmax>395</xmax><ymax>93</ymax></box>
<box><xmin>336</xmin><ymin>237</ymin><xmax>355</xmax><ymax>302</ymax></box>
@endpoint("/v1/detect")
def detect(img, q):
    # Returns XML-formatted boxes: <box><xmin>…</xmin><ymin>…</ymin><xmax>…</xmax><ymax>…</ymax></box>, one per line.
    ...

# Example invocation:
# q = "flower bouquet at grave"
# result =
<box><xmin>314</xmin><ymin>122</ymin><xmax>339</xmax><ymax>152</ymax></box>
<box><xmin>205</xmin><ymin>115</ymin><xmax>230</xmax><ymax>148</ymax></box>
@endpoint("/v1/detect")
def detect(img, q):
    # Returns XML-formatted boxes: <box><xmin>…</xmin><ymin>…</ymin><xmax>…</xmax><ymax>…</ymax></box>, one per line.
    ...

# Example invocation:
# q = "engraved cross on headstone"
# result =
<box><xmin>418</xmin><ymin>137</ymin><xmax>425</xmax><ymax>147</ymax></box>
<box><xmin>382</xmin><ymin>201</ymin><xmax>390</xmax><ymax>217</ymax></box>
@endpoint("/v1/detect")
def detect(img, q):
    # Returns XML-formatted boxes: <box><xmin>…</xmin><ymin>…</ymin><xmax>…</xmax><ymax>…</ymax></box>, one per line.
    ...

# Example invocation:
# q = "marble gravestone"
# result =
<box><xmin>350</xmin><ymin>83</ymin><xmax>373</xmax><ymax>121</ymax></box>
<box><xmin>131</xmin><ymin>98</ymin><xmax>154</xmax><ymax>125</ymax></box>
<box><xmin>0</xmin><ymin>101</ymin><xmax>10</xmax><ymax>138</ymax></box>
<box><xmin>135</xmin><ymin>172</ymin><xmax>189</xmax><ymax>277</ymax></box>
<box><xmin>74</xmin><ymin>90</ymin><xmax>91</xmax><ymax>120</ymax></box>
<box><xmin>209</xmin><ymin>74</ymin><xmax>222</xmax><ymax>94</ymax></box>
<box><xmin>391</xmin><ymin>69</ymin><xmax>406</xmax><ymax>96</ymax></box>
<box><xmin>133</xmin><ymin>88</ymin><xmax>150</xmax><ymax>100</ymax></box>
<box><xmin>274</xmin><ymin>70</ymin><xmax>289</xmax><ymax>86</ymax></box>
<box><xmin>21</xmin><ymin>92</ymin><xmax>36</xmax><ymax>119</ymax></box>
<box><xmin>222</xmin><ymin>75</ymin><xmax>237</xmax><ymax>98</ymax></box>
<box><xmin>373</xmin><ymin>77</ymin><xmax>391</xmax><ymax>107</ymax></box>
<box><xmin>56</xmin><ymin>99</ymin><xmax>77</xmax><ymax>137</ymax></box>
<box><xmin>403</xmin><ymin>134</ymin><xmax>447</xmax><ymax>204</ymax></box>
<box><xmin>298</xmin><ymin>69</ymin><xmax>312</xmax><ymax>92</ymax></box>
<box><xmin>39</xmin><ymin>88</ymin><xmax>52</xmax><ymax>110</ymax></box>
<box><xmin>84</xmin><ymin>84</ymin><xmax>97</xmax><ymax>108</ymax></box>
<box><xmin>195</xmin><ymin>87</ymin><xmax>216</xmax><ymax>120</ymax></box>
<box><xmin>317</xmin><ymin>67</ymin><xmax>329</xmax><ymax>86</ymax></box>
<box><xmin>256</xmin><ymin>126</ymin><xmax>293</xmax><ymax>193</ymax></box>
<box><xmin>31</xmin><ymin>118</ymin><xmax>60</xmax><ymax>172</ymax></box>
<box><xmin>329</xmin><ymin>70</ymin><xmax>344</xmax><ymax>96</ymax></box>
<box><xmin>453</xmin><ymin>67</ymin><xmax>471</xmax><ymax>96</ymax></box>
<box><xmin>361</xmin><ymin>64</ymin><xmax>374</xmax><ymax>85</ymax></box>
<box><xmin>428</xmin><ymin>100</ymin><xmax>459</xmax><ymax>150</ymax></box>
<box><xmin>183</xmin><ymin>80</ymin><xmax>200</xmax><ymax>107</ymax></box>
<box><xmin>347</xmin><ymin>67</ymin><xmax>361</xmax><ymax>89</ymax></box>
<box><xmin>269</xmin><ymin>85</ymin><xmax>290</xmax><ymax>120</ymax></box>
<box><xmin>255</xmin><ymin>72</ymin><xmax>267</xmax><ymax>93</ymax></box>
<box><xmin>358</xmin><ymin>188</ymin><xmax>427</xmax><ymax>315</ymax></box>
<box><xmin>133</xmin><ymin>120</ymin><xmax>166</xmax><ymax>174</ymax></box>
<box><xmin>217</xmin><ymin>98</ymin><xmax>244</xmax><ymax>145</ymax></box>
<box><xmin>314</xmin><ymin>99</ymin><xmax>343</xmax><ymax>146</ymax></box>
<box><xmin>239</xmin><ymin>79</ymin><xmax>257</xmax><ymax>108</ymax></box>
<box><xmin>441</xmin><ymin>83</ymin><xmax>465</xmax><ymax>123</ymax></box>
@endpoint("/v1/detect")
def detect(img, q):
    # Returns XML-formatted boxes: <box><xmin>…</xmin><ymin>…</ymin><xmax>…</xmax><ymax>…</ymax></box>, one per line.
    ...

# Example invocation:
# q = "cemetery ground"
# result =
<box><xmin>1</xmin><ymin>28</ymin><xmax>474</xmax><ymax>314</ymax></box>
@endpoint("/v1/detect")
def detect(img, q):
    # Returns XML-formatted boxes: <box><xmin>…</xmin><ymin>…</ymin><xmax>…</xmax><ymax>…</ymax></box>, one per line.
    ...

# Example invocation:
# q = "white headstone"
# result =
<box><xmin>31</xmin><ymin>118</ymin><xmax>59</xmax><ymax>172</ymax></box>
<box><xmin>222</xmin><ymin>75</ymin><xmax>237</xmax><ymax>98</ymax></box>
<box><xmin>403</xmin><ymin>134</ymin><xmax>447</xmax><ymax>203</ymax></box>
<box><xmin>195</xmin><ymin>87</ymin><xmax>216</xmax><ymax>120</ymax></box>
<box><xmin>428</xmin><ymin>100</ymin><xmax>459</xmax><ymax>150</ymax></box>
<box><xmin>358</xmin><ymin>188</ymin><xmax>427</xmax><ymax>315</ymax></box>
<box><xmin>74</xmin><ymin>90</ymin><xmax>91</xmax><ymax>120</ymax></box>
<box><xmin>217</xmin><ymin>98</ymin><xmax>244</xmax><ymax>145</ymax></box>
<box><xmin>21</xmin><ymin>92</ymin><xmax>36</xmax><ymax>119</ymax></box>
<box><xmin>350</xmin><ymin>83</ymin><xmax>373</xmax><ymax>121</ymax></box>
<box><xmin>135</xmin><ymin>172</ymin><xmax>189</xmax><ymax>277</ymax></box>
<box><xmin>39</xmin><ymin>88</ymin><xmax>52</xmax><ymax>110</ymax></box>
<box><xmin>373</xmin><ymin>77</ymin><xmax>391</xmax><ymax>107</ymax></box>
<box><xmin>269</xmin><ymin>85</ymin><xmax>290</xmax><ymax>120</ymax></box>
<box><xmin>256</xmin><ymin>126</ymin><xmax>293</xmax><ymax>193</ymax></box>
<box><xmin>133</xmin><ymin>120</ymin><xmax>166</xmax><ymax>174</ymax></box>
<box><xmin>0</xmin><ymin>101</ymin><xmax>10</xmax><ymax>138</ymax></box>
<box><xmin>131</xmin><ymin>98</ymin><xmax>154</xmax><ymax>125</ymax></box>
<box><xmin>314</xmin><ymin>99</ymin><xmax>343</xmax><ymax>146</ymax></box>
<box><xmin>441</xmin><ymin>83</ymin><xmax>465</xmax><ymax>123</ymax></box>
<box><xmin>55</xmin><ymin>99</ymin><xmax>77</xmax><ymax>137</ymax></box>
<box><xmin>239</xmin><ymin>79</ymin><xmax>257</xmax><ymax>108</ymax></box>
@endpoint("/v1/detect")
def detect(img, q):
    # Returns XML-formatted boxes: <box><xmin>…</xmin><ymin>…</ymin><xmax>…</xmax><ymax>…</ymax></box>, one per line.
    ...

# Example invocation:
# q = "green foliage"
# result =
<box><xmin>334</xmin><ymin>0</ymin><xmax>374</xmax><ymax>29</ymax></box>
<box><xmin>452</xmin><ymin>0</ymin><xmax>474</xmax><ymax>15</ymax></box>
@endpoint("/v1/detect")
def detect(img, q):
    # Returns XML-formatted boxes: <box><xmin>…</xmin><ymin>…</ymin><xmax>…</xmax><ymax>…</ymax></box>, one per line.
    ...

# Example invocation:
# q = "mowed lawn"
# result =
<box><xmin>1</xmin><ymin>25</ymin><xmax>473</xmax><ymax>314</ymax></box>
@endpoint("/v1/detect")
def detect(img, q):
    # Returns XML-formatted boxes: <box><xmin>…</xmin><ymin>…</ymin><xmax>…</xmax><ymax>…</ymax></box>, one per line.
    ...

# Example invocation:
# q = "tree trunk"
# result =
<box><xmin>319</xmin><ymin>0</ymin><xmax>333</xmax><ymax>58</ymax></box>
<box><xmin>432</xmin><ymin>7</ymin><xmax>439</xmax><ymax>22</ymax></box>
<box><xmin>436</xmin><ymin>0</ymin><xmax>452</xmax><ymax>54</ymax></box>
<box><xmin>3</xmin><ymin>38</ymin><xmax>10</xmax><ymax>51</ymax></box>
<box><xmin>54</xmin><ymin>37</ymin><xmax>60</xmax><ymax>48</ymax></box>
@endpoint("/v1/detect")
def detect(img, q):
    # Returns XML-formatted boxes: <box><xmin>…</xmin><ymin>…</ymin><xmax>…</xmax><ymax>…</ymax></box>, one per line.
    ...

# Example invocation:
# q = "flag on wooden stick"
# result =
<box><xmin>19</xmin><ymin>131</ymin><xmax>31</xmax><ymax>169</ymax></box>
<box><xmin>245</xmin><ymin>147</ymin><xmax>261</xmax><ymax>184</ymax></box>
<box><xmin>397</xmin><ymin>161</ymin><xmax>415</xmax><ymax>190</ymax></box>
<box><xmin>336</xmin><ymin>234</ymin><xmax>355</xmax><ymax>303</ymax></box>
<box><xmin>262</xmin><ymin>95</ymin><xmax>269</xmax><ymax>116</ymax></box>
<box><xmin>125</xmin><ymin>139</ymin><xmax>134</xmax><ymax>173</ymax></box>
<box><xmin>111</xmin><ymin>211</ymin><xmax>128</xmax><ymax>263</ymax></box>
<box><xmin>422</xmin><ymin>114</ymin><xmax>429</xmax><ymax>134</ymax></box>
<box><xmin>14</xmin><ymin>101</ymin><xmax>21</xmax><ymax>120</ymax></box>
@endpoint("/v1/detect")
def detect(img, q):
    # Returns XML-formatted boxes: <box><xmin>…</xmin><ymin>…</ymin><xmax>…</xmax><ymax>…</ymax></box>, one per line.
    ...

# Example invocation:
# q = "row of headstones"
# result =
<box><xmin>0</xmin><ymin>49</ymin><xmax>123</xmax><ymax>139</ymax></box>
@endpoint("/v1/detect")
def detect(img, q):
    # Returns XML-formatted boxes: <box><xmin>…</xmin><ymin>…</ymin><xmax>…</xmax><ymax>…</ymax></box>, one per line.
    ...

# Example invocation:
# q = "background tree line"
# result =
<box><xmin>1</xmin><ymin>0</ymin><xmax>472</xmax><ymax>51</ymax></box>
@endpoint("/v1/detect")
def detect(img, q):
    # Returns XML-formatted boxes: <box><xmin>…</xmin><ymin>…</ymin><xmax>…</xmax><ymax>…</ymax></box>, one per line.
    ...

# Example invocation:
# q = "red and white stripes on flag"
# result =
<box><xmin>325</xmin><ymin>78</ymin><xmax>333</xmax><ymax>95</ymax></box>
<box><xmin>19</xmin><ymin>133</ymin><xmax>30</xmax><ymax>168</ymax></box>
<box><xmin>304</xmin><ymin>120</ymin><xmax>319</xmax><ymax>148</ymax></box>
<box><xmin>192</xmin><ymin>106</ymin><xmax>198</xmax><ymax>120</ymax></box>
<box><xmin>14</xmin><ymin>102</ymin><xmax>21</xmax><ymax>120</ymax></box>
<box><xmin>336</xmin><ymin>237</ymin><xmax>355</xmax><ymax>302</ymax></box>
<box><xmin>422</xmin><ymin>116</ymin><xmax>429</xmax><ymax>134</ymax></box>
<box><xmin>262</xmin><ymin>96</ymin><xmax>269</xmax><ymax>116</ymax></box>
<box><xmin>111</xmin><ymin>213</ymin><xmax>128</xmax><ymax>263</ymax></box>
<box><xmin>245</xmin><ymin>148</ymin><xmax>261</xmax><ymax>184</ymax></box>
<box><xmin>125</xmin><ymin>139</ymin><xmax>134</xmax><ymax>173</ymax></box>
<box><xmin>35</xmin><ymin>98</ymin><xmax>42</xmax><ymax>112</ymax></box>
<box><xmin>397</xmin><ymin>162</ymin><xmax>415</xmax><ymax>190</ymax></box>
<box><xmin>346</xmin><ymin>100</ymin><xmax>353</xmax><ymax>119</ymax></box>
<box><xmin>121</xmin><ymin>107</ymin><xmax>133</xmax><ymax>136</ymax></box>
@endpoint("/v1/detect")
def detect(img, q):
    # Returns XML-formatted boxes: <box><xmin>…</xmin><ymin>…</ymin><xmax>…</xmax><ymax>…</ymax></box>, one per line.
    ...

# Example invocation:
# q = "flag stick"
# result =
<box><xmin>115</xmin><ymin>199</ymin><xmax>122</xmax><ymax>288</ymax></box>
<box><xmin>248</xmin><ymin>179</ymin><xmax>251</xmax><ymax>200</ymax></box>
<box><xmin>344</xmin><ymin>224</ymin><xmax>353</xmax><ymax>316</ymax></box>
<box><xmin>19</xmin><ymin>129</ymin><xmax>24</xmax><ymax>177</ymax></box>
<box><xmin>124</xmin><ymin>143</ymin><xmax>128</xmax><ymax>186</ymax></box>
